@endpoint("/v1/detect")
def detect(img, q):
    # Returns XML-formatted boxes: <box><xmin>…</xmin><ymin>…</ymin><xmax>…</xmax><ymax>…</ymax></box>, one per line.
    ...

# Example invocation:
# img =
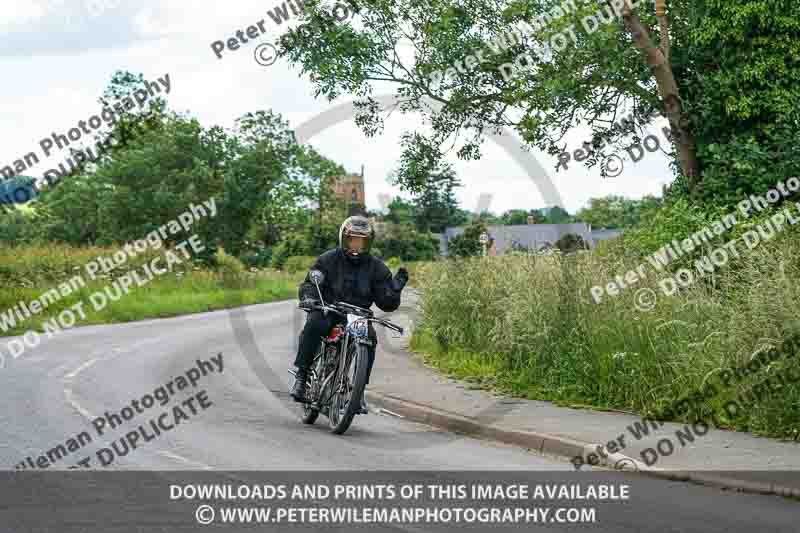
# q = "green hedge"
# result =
<box><xmin>284</xmin><ymin>255</ymin><xmax>316</xmax><ymax>274</ymax></box>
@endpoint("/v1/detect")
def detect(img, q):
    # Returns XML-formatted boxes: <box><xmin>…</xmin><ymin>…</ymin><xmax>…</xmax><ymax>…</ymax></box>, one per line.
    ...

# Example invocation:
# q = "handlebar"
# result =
<box><xmin>300</xmin><ymin>301</ymin><xmax>404</xmax><ymax>334</ymax></box>
<box><xmin>372</xmin><ymin>316</ymin><xmax>404</xmax><ymax>334</ymax></box>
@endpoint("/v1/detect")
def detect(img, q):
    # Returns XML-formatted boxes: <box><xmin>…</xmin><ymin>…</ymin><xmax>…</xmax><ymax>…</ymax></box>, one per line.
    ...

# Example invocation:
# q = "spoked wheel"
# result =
<box><xmin>328</xmin><ymin>343</ymin><xmax>368</xmax><ymax>435</ymax></box>
<box><xmin>301</xmin><ymin>353</ymin><xmax>323</xmax><ymax>425</ymax></box>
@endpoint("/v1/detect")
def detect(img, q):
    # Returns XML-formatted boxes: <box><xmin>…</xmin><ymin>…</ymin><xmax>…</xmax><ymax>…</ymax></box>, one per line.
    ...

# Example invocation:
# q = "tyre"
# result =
<box><xmin>301</xmin><ymin>354</ymin><xmax>324</xmax><ymax>425</ymax></box>
<box><xmin>328</xmin><ymin>343</ymin><xmax>368</xmax><ymax>435</ymax></box>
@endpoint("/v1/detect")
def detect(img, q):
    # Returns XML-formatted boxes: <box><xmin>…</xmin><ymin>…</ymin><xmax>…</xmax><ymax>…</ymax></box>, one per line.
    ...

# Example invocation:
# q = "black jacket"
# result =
<box><xmin>298</xmin><ymin>248</ymin><xmax>402</xmax><ymax>312</ymax></box>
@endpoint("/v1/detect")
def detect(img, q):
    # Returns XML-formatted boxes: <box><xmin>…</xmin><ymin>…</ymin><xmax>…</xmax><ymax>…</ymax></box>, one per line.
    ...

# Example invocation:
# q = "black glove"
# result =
<box><xmin>298</xmin><ymin>282</ymin><xmax>318</xmax><ymax>302</ymax></box>
<box><xmin>391</xmin><ymin>267</ymin><xmax>409</xmax><ymax>292</ymax></box>
<box><xmin>299</xmin><ymin>298</ymin><xmax>318</xmax><ymax>310</ymax></box>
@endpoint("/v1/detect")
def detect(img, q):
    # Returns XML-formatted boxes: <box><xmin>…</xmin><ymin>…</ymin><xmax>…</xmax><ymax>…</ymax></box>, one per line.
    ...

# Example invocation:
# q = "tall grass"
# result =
<box><xmin>413</xmin><ymin>217</ymin><xmax>800</xmax><ymax>439</ymax></box>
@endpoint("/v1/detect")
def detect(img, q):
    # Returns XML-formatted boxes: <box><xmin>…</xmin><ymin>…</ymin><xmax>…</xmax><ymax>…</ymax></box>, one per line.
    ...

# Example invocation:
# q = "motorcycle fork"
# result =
<box><xmin>331</xmin><ymin>335</ymin><xmax>350</xmax><ymax>396</ymax></box>
<box><xmin>334</xmin><ymin>335</ymin><xmax>373</xmax><ymax>397</ymax></box>
<box><xmin>316</xmin><ymin>337</ymin><xmax>347</xmax><ymax>408</ymax></box>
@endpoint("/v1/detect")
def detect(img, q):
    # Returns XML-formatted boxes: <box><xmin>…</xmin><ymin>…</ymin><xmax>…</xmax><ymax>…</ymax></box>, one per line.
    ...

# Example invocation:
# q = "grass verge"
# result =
<box><xmin>410</xmin><ymin>211</ymin><xmax>800</xmax><ymax>440</ymax></box>
<box><xmin>1</xmin><ymin>246</ymin><xmax>302</xmax><ymax>337</ymax></box>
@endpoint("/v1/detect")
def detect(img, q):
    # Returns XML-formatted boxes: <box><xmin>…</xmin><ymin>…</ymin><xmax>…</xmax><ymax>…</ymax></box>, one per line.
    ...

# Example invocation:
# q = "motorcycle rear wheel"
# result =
<box><xmin>301</xmin><ymin>352</ymin><xmax>324</xmax><ymax>424</ymax></box>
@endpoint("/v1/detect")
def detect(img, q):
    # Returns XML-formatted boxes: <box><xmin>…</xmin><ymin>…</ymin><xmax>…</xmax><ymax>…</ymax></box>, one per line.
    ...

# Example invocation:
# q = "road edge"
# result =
<box><xmin>365</xmin><ymin>391</ymin><xmax>800</xmax><ymax>501</ymax></box>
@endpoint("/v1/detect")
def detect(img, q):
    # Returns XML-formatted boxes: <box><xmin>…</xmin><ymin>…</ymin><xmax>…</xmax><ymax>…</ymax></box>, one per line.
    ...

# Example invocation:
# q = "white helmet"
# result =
<box><xmin>339</xmin><ymin>215</ymin><xmax>374</xmax><ymax>259</ymax></box>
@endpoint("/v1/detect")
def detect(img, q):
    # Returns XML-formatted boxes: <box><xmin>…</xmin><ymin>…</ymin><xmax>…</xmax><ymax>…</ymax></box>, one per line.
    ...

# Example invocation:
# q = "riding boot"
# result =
<box><xmin>290</xmin><ymin>367</ymin><xmax>309</xmax><ymax>401</ymax></box>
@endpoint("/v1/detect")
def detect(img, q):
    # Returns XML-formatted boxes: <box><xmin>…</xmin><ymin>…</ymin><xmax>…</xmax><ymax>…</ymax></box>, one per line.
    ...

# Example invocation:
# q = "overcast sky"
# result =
<box><xmin>0</xmin><ymin>0</ymin><xmax>674</xmax><ymax>214</ymax></box>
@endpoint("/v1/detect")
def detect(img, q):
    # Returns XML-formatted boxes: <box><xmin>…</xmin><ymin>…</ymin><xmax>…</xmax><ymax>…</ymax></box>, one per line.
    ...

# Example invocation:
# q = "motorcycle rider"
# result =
<box><xmin>291</xmin><ymin>215</ymin><xmax>409</xmax><ymax>414</ymax></box>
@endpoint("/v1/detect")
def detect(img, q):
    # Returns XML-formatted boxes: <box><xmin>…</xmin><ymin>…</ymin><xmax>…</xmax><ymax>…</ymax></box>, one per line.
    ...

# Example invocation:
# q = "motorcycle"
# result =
<box><xmin>291</xmin><ymin>269</ymin><xmax>404</xmax><ymax>435</ymax></box>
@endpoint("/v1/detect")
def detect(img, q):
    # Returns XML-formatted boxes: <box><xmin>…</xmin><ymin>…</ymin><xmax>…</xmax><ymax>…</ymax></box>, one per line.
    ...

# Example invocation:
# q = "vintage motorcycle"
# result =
<box><xmin>290</xmin><ymin>269</ymin><xmax>404</xmax><ymax>435</ymax></box>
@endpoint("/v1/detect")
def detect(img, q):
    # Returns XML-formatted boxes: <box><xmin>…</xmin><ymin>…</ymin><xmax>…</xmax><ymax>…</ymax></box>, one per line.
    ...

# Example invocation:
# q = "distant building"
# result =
<box><xmin>438</xmin><ymin>220</ymin><xmax>622</xmax><ymax>256</ymax></box>
<box><xmin>315</xmin><ymin>166</ymin><xmax>368</xmax><ymax>220</ymax></box>
<box><xmin>590</xmin><ymin>228</ymin><xmax>624</xmax><ymax>243</ymax></box>
<box><xmin>329</xmin><ymin>165</ymin><xmax>366</xmax><ymax>215</ymax></box>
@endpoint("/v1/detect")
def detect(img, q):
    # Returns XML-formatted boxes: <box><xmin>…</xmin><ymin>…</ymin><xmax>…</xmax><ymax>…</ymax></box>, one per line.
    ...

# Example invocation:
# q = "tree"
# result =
<box><xmin>34</xmin><ymin>173</ymin><xmax>108</xmax><ymax>244</ymax></box>
<box><xmin>15</xmin><ymin>70</ymin><xmax>360</xmax><ymax>268</ymax></box>
<box><xmin>89</xmin><ymin>116</ymin><xmax>224</xmax><ymax>252</ymax></box>
<box><xmin>500</xmin><ymin>209</ymin><xmax>533</xmax><ymax>225</ymax></box>
<box><xmin>575</xmin><ymin>195</ymin><xmax>663</xmax><ymax>229</ymax></box>
<box><xmin>90</xmin><ymin>70</ymin><xmax>170</xmax><ymax>170</ymax></box>
<box><xmin>626</xmin><ymin>0</ymin><xmax>699</xmax><ymax>187</ymax></box>
<box><xmin>407</xmin><ymin>164</ymin><xmax>467</xmax><ymax>233</ymax></box>
<box><xmin>279</xmin><ymin>0</ymin><xmax>800</xmax><ymax>204</ymax></box>
<box><xmin>375</xmin><ymin>227</ymin><xmax>440</xmax><ymax>261</ymax></box>
<box><xmin>30</xmin><ymin>70</ymin><xmax>174</xmax><ymax>244</ymax></box>
<box><xmin>676</xmin><ymin>1</ymin><xmax>800</xmax><ymax>203</ymax></box>
<box><xmin>383</xmin><ymin>197</ymin><xmax>417</xmax><ymax>226</ymax></box>
<box><xmin>529</xmin><ymin>206</ymin><xmax>573</xmax><ymax>224</ymax></box>
<box><xmin>554</xmin><ymin>233</ymin><xmax>589</xmax><ymax>254</ymax></box>
<box><xmin>544</xmin><ymin>206</ymin><xmax>572</xmax><ymax>224</ymax></box>
<box><xmin>0</xmin><ymin>205</ymin><xmax>38</xmax><ymax>244</ymax></box>
<box><xmin>447</xmin><ymin>219</ymin><xmax>489</xmax><ymax>257</ymax></box>
<box><xmin>477</xmin><ymin>210</ymin><xmax>503</xmax><ymax>225</ymax></box>
<box><xmin>294</xmin><ymin>145</ymin><xmax>348</xmax><ymax>254</ymax></box>
<box><xmin>385</xmin><ymin>157</ymin><xmax>468</xmax><ymax>232</ymax></box>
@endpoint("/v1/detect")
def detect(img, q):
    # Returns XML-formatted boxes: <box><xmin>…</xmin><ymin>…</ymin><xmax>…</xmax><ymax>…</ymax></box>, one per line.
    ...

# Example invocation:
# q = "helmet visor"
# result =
<box><xmin>343</xmin><ymin>233</ymin><xmax>371</xmax><ymax>255</ymax></box>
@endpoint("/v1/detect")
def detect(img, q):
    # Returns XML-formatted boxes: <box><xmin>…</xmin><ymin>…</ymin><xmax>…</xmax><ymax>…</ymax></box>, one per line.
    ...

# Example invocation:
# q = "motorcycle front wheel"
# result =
<box><xmin>328</xmin><ymin>343</ymin><xmax>368</xmax><ymax>435</ymax></box>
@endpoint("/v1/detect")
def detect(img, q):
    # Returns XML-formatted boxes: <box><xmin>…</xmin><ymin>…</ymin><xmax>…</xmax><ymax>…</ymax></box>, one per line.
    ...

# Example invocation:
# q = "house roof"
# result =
<box><xmin>591</xmin><ymin>228</ymin><xmax>624</xmax><ymax>241</ymax></box>
<box><xmin>437</xmin><ymin>223</ymin><xmax>624</xmax><ymax>255</ymax></box>
<box><xmin>440</xmin><ymin>223</ymin><xmax>595</xmax><ymax>254</ymax></box>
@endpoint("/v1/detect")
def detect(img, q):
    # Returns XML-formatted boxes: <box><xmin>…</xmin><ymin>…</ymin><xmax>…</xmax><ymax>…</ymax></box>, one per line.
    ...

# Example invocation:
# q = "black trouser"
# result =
<box><xmin>294</xmin><ymin>310</ymin><xmax>376</xmax><ymax>384</ymax></box>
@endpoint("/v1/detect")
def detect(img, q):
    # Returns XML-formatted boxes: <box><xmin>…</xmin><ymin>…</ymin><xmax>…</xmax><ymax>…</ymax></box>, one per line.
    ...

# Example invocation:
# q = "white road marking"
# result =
<box><xmin>64</xmin><ymin>357</ymin><xmax>99</xmax><ymax>380</ymax></box>
<box><xmin>60</xmin><ymin>346</ymin><xmax>131</xmax><ymax>419</ymax></box>
<box><xmin>64</xmin><ymin>387</ymin><xmax>95</xmax><ymax>420</ymax></box>
<box><xmin>62</xmin><ymin>357</ymin><xmax>102</xmax><ymax>420</ymax></box>
<box><xmin>60</xmin><ymin>338</ymin><xmax>214</xmax><ymax>470</ymax></box>
<box><xmin>157</xmin><ymin>451</ymin><xmax>213</xmax><ymax>470</ymax></box>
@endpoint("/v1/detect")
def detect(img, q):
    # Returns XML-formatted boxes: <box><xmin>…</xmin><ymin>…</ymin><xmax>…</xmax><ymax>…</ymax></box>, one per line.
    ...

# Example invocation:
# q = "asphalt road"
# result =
<box><xmin>1</xmin><ymin>300</ymin><xmax>798</xmax><ymax>532</ymax></box>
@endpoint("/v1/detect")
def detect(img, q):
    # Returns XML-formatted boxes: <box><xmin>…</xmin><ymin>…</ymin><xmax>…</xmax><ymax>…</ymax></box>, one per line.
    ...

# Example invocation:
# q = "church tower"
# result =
<box><xmin>330</xmin><ymin>165</ymin><xmax>366</xmax><ymax>215</ymax></box>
